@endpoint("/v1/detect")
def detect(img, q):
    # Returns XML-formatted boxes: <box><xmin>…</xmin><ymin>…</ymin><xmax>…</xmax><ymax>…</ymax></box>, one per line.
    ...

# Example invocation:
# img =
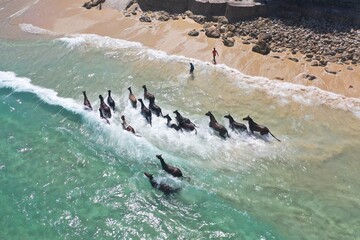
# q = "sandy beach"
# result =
<box><xmin>2</xmin><ymin>0</ymin><xmax>359</xmax><ymax>98</ymax></box>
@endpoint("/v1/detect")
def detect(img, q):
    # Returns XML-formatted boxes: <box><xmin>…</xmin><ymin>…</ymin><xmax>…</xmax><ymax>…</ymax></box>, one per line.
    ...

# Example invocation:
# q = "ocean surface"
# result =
<box><xmin>1</xmin><ymin>24</ymin><xmax>360</xmax><ymax>240</ymax></box>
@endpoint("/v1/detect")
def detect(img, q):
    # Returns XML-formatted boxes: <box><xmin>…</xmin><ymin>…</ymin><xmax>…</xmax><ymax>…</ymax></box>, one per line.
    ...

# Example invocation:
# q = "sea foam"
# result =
<box><xmin>19</xmin><ymin>23</ymin><xmax>360</xmax><ymax>119</ymax></box>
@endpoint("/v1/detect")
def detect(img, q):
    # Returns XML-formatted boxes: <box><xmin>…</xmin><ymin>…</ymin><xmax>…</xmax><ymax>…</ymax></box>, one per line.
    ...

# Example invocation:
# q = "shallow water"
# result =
<box><xmin>1</xmin><ymin>27</ymin><xmax>360</xmax><ymax>240</ymax></box>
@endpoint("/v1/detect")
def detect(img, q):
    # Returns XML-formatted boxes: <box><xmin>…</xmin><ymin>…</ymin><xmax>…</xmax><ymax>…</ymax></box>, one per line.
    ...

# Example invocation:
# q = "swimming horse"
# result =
<box><xmin>82</xmin><ymin>91</ymin><xmax>93</xmax><ymax>111</ymax></box>
<box><xmin>243</xmin><ymin>115</ymin><xmax>281</xmax><ymax>142</ymax></box>
<box><xmin>163</xmin><ymin>114</ymin><xmax>182</xmax><ymax>131</ymax></box>
<box><xmin>156</xmin><ymin>154</ymin><xmax>190</xmax><ymax>181</ymax></box>
<box><xmin>173</xmin><ymin>110</ymin><xmax>197</xmax><ymax>134</ymax></box>
<box><xmin>138</xmin><ymin>98</ymin><xmax>152</xmax><ymax>126</ymax></box>
<box><xmin>128</xmin><ymin>87</ymin><xmax>137</xmax><ymax>108</ymax></box>
<box><xmin>205</xmin><ymin>111</ymin><xmax>229</xmax><ymax>139</ymax></box>
<box><xmin>142</xmin><ymin>85</ymin><xmax>155</xmax><ymax>101</ymax></box>
<box><xmin>121</xmin><ymin>115</ymin><xmax>135</xmax><ymax>134</ymax></box>
<box><xmin>224</xmin><ymin>114</ymin><xmax>247</xmax><ymax>133</ymax></box>
<box><xmin>99</xmin><ymin>95</ymin><xmax>111</xmax><ymax>118</ymax></box>
<box><xmin>107</xmin><ymin>90</ymin><xmax>115</xmax><ymax>111</ymax></box>
<box><xmin>144</xmin><ymin>172</ymin><xmax>180</xmax><ymax>194</ymax></box>
<box><xmin>149</xmin><ymin>97</ymin><xmax>163</xmax><ymax>117</ymax></box>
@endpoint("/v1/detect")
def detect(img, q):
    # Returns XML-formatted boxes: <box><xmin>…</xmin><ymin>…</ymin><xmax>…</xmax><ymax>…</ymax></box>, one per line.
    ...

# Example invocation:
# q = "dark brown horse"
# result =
<box><xmin>156</xmin><ymin>154</ymin><xmax>183</xmax><ymax>177</ymax></box>
<box><xmin>224</xmin><ymin>114</ymin><xmax>247</xmax><ymax>133</ymax></box>
<box><xmin>142</xmin><ymin>85</ymin><xmax>155</xmax><ymax>101</ymax></box>
<box><xmin>144</xmin><ymin>172</ymin><xmax>180</xmax><ymax>194</ymax></box>
<box><xmin>205</xmin><ymin>111</ymin><xmax>229</xmax><ymax>138</ymax></box>
<box><xmin>82</xmin><ymin>91</ymin><xmax>93</xmax><ymax>111</ymax></box>
<box><xmin>121</xmin><ymin>115</ymin><xmax>135</xmax><ymax>134</ymax></box>
<box><xmin>149</xmin><ymin>98</ymin><xmax>163</xmax><ymax>117</ymax></box>
<box><xmin>138</xmin><ymin>98</ymin><xmax>152</xmax><ymax>126</ymax></box>
<box><xmin>99</xmin><ymin>95</ymin><xmax>111</xmax><ymax>118</ymax></box>
<box><xmin>127</xmin><ymin>87</ymin><xmax>137</xmax><ymax>108</ymax></box>
<box><xmin>243</xmin><ymin>115</ymin><xmax>281</xmax><ymax>142</ymax></box>
<box><xmin>173</xmin><ymin>110</ymin><xmax>197</xmax><ymax>134</ymax></box>
<box><xmin>107</xmin><ymin>90</ymin><xmax>115</xmax><ymax>111</ymax></box>
<box><xmin>163</xmin><ymin>114</ymin><xmax>182</xmax><ymax>131</ymax></box>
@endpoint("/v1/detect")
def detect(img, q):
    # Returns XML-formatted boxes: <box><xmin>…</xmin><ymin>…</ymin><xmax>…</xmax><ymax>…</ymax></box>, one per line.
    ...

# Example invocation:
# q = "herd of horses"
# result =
<box><xmin>82</xmin><ymin>85</ymin><xmax>281</xmax><ymax>193</ymax></box>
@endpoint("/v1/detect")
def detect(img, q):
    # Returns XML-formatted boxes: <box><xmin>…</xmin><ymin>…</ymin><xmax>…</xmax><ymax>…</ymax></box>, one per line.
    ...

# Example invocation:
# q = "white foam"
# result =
<box><xmin>19</xmin><ymin>24</ymin><xmax>360</xmax><ymax>118</ymax></box>
<box><xmin>19</xmin><ymin>23</ymin><xmax>58</xmax><ymax>36</ymax></box>
<box><xmin>0</xmin><ymin>71</ymin><xmax>83</xmax><ymax>113</ymax></box>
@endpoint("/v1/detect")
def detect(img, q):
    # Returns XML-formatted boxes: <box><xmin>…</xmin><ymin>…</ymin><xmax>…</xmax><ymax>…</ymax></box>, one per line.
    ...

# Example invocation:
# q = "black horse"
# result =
<box><xmin>224</xmin><ymin>114</ymin><xmax>247</xmax><ymax>133</ymax></box>
<box><xmin>138</xmin><ymin>98</ymin><xmax>152</xmax><ymax>126</ymax></box>
<box><xmin>128</xmin><ymin>87</ymin><xmax>137</xmax><ymax>108</ymax></box>
<box><xmin>163</xmin><ymin>114</ymin><xmax>182</xmax><ymax>131</ymax></box>
<box><xmin>205</xmin><ymin>111</ymin><xmax>229</xmax><ymax>139</ymax></box>
<box><xmin>82</xmin><ymin>91</ymin><xmax>93</xmax><ymax>111</ymax></box>
<box><xmin>144</xmin><ymin>172</ymin><xmax>180</xmax><ymax>194</ymax></box>
<box><xmin>243</xmin><ymin>115</ymin><xmax>281</xmax><ymax>142</ymax></box>
<box><xmin>107</xmin><ymin>90</ymin><xmax>115</xmax><ymax>111</ymax></box>
<box><xmin>149</xmin><ymin>98</ymin><xmax>163</xmax><ymax>117</ymax></box>
<box><xmin>173</xmin><ymin>110</ymin><xmax>197</xmax><ymax>134</ymax></box>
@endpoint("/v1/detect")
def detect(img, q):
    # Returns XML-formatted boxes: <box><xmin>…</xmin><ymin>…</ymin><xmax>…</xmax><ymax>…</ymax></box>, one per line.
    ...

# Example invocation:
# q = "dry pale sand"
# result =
<box><xmin>2</xmin><ymin>0</ymin><xmax>360</xmax><ymax>98</ymax></box>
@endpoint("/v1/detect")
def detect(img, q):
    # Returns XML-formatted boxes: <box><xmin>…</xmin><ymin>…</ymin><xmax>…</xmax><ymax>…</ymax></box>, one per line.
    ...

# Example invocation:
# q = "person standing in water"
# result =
<box><xmin>189</xmin><ymin>63</ymin><xmax>194</xmax><ymax>74</ymax></box>
<box><xmin>212</xmin><ymin>48</ymin><xmax>219</xmax><ymax>64</ymax></box>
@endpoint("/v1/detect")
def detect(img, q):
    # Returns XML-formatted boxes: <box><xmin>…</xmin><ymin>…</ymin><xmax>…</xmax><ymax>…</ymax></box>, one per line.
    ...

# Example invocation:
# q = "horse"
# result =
<box><xmin>121</xmin><ymin>115</ymin><xmax>135</xmax><ymax>134</ymax></box>
<box><xmin>173</xmin><ymin>110</ymin><xmax>197</xmax><ymax>134</ymax></box>
<box><xmin>243</xmin><ymin>115</ymin><xmax>281</xmax><ymax>142</ymax></box>
<box><xmin>205</xmin><ymin>111</ymin><xmax>229</xmax><ymax>139</ymax></box>
<box><xmin>82</xmin><ymin>91</ymin><xmax>93</xmax><ymax>111</ymax></box>
<box><xmin>99</xmin><ymin>109</ymin><xmax>110</xmax><ymax>124</ymax></box>
<box><xmin>127</xmin><ymin>87</ymin><xmax>137</xmax><ymax>108</ymax></box>
<box><xmin>142</xmin><ymin>85</ymin><xmax>155</xmax><ymax>101</ymax></box>
<box><xmin>107</xmin><ymin>90</ymin><xmax>115</xmax><ymax>111</ymax></box>
<box><xmin>144</xmin><ymin>172</ymin><xmax>180</xmax><ymax>194</ymax></box>
<box><xmin>138</xmin><ymin>98</ymin><xmax>152</xmax><ymax>126</ymax></box>
<box><xmin>149</xmin><ymin>97</ymin><xmax>163</xmax><ymax>117</ymax></box>
<box><xmin>163</xmin><ymin>114</ymin><xmax>182</xmax><ymax>131</ymax></box>
<box><xmin>99</xmin><ymin>95</ymin><xmax>111</xmax><ymax>118</ymax></box>
<box><xmin>224</xmin><ymin>114</ymin><xmax>247</xmax><ymax>133</ymax></box>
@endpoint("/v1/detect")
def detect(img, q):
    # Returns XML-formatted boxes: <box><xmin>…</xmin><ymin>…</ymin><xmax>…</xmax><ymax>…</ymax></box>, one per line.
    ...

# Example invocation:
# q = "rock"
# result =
<box><xmin>205</xmin><ymin>26</ymin><xmax>221</xmax><ymax>38</ymax></box>
<box><xmin>188</xmin><ymin>29</ymin><xmax>199</xmax><ymax>37</ymax></box>
<box><xmin>288</xmin><ymin>57</ymin><xmax>299</xmax><ymax>62</ymax></box>
<box><xmin>157</xmin><ymin>12</ymin><xmax>170</xmax><ymax>21</ymax></box>
<box><xmin>325</xmin><ymin>68</ymin><xmax>340</xmax><ymax>74</ymax></box>
<box><xmin>192</xmin><ymin>15</ymin><xmax>206</xmax><ymax>24</ymax></box>
<box><xmin>258</xmin><ymin>32</ymin><xmax>272</xmax><ymax>42</ymax></box>
<box><xmin>310</xmin><ymin>60</ymin><xmax>320</xmax><ymax>67</ymax></box>
<box><xmin>304</xmin><ymin>74</ymin><xmax>316</xmax><ymax>81</ymax></box>
<box><xmin>139</xmin><ymin>15</ymin><xmax>151</xmax><ymax>23</ymax></box>
<box><xmin>347</xmin><ymin>66</ymin><xmax>353</xmax><ymax>70</ymax></box>
<box><xmin>222</xmin><ymin>37</ymin><xmax>235</xmax><ymax>47</ymax></box>
<box><xmin>242</xmin><ymin>41</ymin><xmax>251</xmax><ymax>45</ymax></box>
<box><xmin>252</xmin><ymin>40</ymin><xmax>271</xmax><ymax>55</ymax></box>
<box><xmin>185</xmin><ymin>10</ymin><xmax>193</xmax><ymax>18</ymax></box>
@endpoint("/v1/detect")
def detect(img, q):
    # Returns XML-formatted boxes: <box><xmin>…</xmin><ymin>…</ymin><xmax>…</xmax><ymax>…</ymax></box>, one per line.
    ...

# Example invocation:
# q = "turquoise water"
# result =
<box><xmin>1</xmin><ymin>28</ymin><xmax>360</xmax><ymax>240</ymax></box>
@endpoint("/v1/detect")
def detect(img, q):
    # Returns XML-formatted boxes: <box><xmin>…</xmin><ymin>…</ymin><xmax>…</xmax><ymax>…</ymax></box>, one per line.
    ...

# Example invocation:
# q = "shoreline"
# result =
<box><xmin>1</xmin><ymin>0</ymin><xmax>360</xmax><ymax>98</ymax></box>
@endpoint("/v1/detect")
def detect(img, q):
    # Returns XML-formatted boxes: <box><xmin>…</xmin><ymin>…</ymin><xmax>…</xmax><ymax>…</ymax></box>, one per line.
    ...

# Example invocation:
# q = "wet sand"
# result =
<box><xmin>1</xmin><ymin>0</ymin><xmax>359</xmax><ymax>98</ymax></box>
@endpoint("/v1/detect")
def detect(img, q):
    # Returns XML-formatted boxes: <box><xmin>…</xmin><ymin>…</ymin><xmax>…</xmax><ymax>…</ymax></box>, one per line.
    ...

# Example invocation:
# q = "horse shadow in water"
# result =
<box><xmin>205</xmin><ymin>111</ymin><xmax>229</xmax><ymax>139</ymax></box>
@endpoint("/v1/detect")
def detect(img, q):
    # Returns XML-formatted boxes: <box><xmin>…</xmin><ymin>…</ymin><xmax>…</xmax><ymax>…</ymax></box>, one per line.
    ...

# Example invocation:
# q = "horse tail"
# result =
<box><xmin>269</xmin><ymin>131</ymin><xmax>281</xmax><ymax>142</ymax></box>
